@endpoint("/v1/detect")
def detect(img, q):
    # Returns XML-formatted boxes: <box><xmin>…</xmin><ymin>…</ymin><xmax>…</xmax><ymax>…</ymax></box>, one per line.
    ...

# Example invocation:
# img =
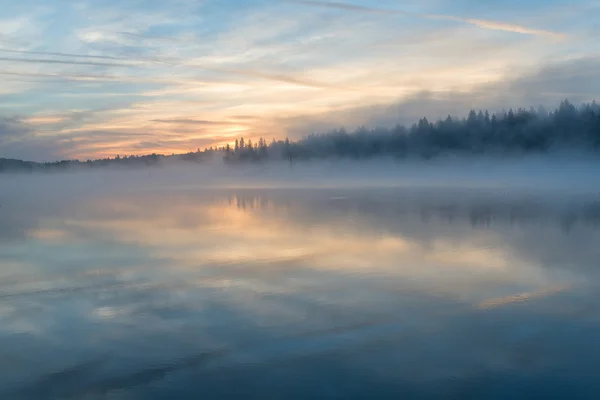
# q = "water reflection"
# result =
<box><xmin>1</xmin><ymin>187</ymin><xmax>600</xmax><ymax>399</ymax></box>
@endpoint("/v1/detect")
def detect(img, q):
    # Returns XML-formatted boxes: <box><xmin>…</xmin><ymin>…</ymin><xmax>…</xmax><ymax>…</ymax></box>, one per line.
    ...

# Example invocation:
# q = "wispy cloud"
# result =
<box><xmin>0</xmin><ymin>116</ymin><xmax>30</xmax><ymax>142</ymax></box>
<box><xmin>478</xmin><ymin>285</ymin><xmax>571</xmax><ymax>309</ymax></box>
<box><xmin>0</xmin><ymin>48</ymin><xmax>176</xmax><ymax>66</ymax></box>
<box><xmin>0</xmin><ymin>69</ymin><xmax>187</xmax><ymax>84</ymax></box>
<box><xmin>207</xmin><ymin>67</ymin><xmax>356</xmax><ymax>91</ymax></box>
<box><xmin>433</xmin><ymin>16</ymin><xmax>566</xmax><ymax>39</ymax></box>
<box><xmin>0</xmin><ymin>48</ymin><xmax>135</xmax><ymax>62</ymax></box>
<box><xmin>290</xmin><ymin>0</ymin><xmax>390</xmax><ymax>14</ymax></box>
<box><xmin>0</xmin><ymin>57</ymin><xmax>139</xmax><ymax>68</ymax></box>
<box><xmin>151</xmin><ymin>119</ymin><xmax>234</xmax><ymax>125</ymax></box>
<box><xmin>0</xmin><ymin>54</ymin><xmax>353</xmax><ymax>90</ymax></box>
<box><xmin>289</xmin><ymin>0</ymin><xmax>566</xmax><ymax>39</ymax></box>
<box><xmin>117</xmin><ymin>31</ymin><xmax>188</xmax><ymax>43</ymax></box>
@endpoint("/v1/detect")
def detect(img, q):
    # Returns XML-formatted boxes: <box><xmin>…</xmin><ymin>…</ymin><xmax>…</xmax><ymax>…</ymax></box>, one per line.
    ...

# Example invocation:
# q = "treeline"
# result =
<box><xmin>0</xmin><ymin>151</ymin><xmax>215</xmax><ymax>173</ymax></box>
<box><xmin>225</xmin><ymin>100</ymin><xmax>600</xmax><ymax>162</ymax></box>
<box><xmin>1</xmin><ymin>100</ymin><xmax>599</xmax><ymax>173</ymax></box>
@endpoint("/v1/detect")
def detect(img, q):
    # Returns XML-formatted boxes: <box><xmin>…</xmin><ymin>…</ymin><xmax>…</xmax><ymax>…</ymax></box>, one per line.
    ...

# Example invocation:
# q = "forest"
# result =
<box><xmin>223</xmin><ymin>99</ymin><xmax>600</xmax><ymax>163</ymax></box>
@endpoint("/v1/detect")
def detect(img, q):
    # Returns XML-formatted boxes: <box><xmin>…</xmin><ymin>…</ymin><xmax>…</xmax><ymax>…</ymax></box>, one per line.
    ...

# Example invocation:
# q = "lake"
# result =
<box><xmin>1</xmin><ymin>185</ymin><xmax>600</xmax><ymax>399</ymax></box>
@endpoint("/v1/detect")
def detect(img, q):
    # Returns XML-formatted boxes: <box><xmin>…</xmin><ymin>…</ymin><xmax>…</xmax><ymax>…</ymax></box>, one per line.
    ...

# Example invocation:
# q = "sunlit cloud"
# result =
<box><xmin>477</xmin><ymin>285</ymin><xmax>571</xmax><ymax>309</ymax></box>
<box><xmin>453</xmin><ymin>18</ymin><xmax>565</xmax><ymax>39</ymax></box>
<box><xmin>151</xmin><ymin>119</ymin><xmax>238</xmax><ymax>126</ymax></box>
<box><xmin>23</xmin><ymin>115</ymin><xmax>69</xmax><ymax>125</ymax></box>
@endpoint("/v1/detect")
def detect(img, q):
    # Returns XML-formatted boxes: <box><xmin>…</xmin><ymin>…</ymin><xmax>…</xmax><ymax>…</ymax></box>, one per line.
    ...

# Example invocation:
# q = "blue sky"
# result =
<box><xmin>0</xmin><ymin>0</ymin><xmax>599</xmax><ymax>160</ymax></box>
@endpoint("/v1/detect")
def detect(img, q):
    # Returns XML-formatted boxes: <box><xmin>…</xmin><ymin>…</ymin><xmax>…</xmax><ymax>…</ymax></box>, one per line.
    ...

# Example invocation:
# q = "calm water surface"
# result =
<box><xmin>1</xmin><ymin>186</ymin><xmax>600</xmax><ymax>399</ymax></box>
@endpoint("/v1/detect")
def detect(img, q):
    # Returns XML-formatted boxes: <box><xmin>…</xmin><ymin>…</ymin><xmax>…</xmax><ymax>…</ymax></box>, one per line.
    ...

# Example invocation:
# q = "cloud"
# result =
<box><xmin>290</xmin><ymin>0</ymin><xmax>391</xmax><ymax>14</ymax></box>
<box><xmin>0</xmin><ymin>116</ymin><xmax>30</xmax><ymax>143</ymax></box>
<box><xmin>452</xmin><ymin>18</ymin><xmax>565</xmax><ymax>39</ymax></box>
<box><xmin>0</xmin><ymin>57</ymin><xmax>351</xmax><ymax>91</ymax></box>
<box><xmin>0</xmin><ymin>56</ymin><xmax>139</xmax><ymax>68</ymax></box>
<box><xmin>279</xmin><ymin>55</ymin><xmax>600</xmax><ymax>137</ymax></box>
<box><xmin>0</xmin><ymin>117</ymin><xmax>63</xmax><ymax>161</ymax></box>
<box><xmin>207</xmin><ymin>67</ymin><xmax>356</xmax><ymax>91</ymax></box>
<box><xmin>288</xmin><ymin>0</ymin><xmax>565</xmax><ymax>39</ymax></box>
<box><xmin>230</xmin><ymin>115</ymin><xmax>259</xmax><ymax>121</ymax></box>
<box><xmin>0</xmin><ymin>48</ymin><xmax>177</xmax><ymax>68</ymax></box>
<box><xmin>117</xmin><ymin>31</ymin><xmax>188</xmax><ymax>43</ymax></box>
<box><xmin>478</xmin><ymin>285</ymin><xmax>570</xmax><ymax>309</ymax></box>
<box><xmin>506</xmin><ymin>56</ymin><xmax>600</xmax><ymax>100</ymax></box>
<box><xmin>0</xmin><ymin>48</ymin><xmax>136</xmax><ymax>62</ymax></box>
<box><xmin>0</xmin><ymin>69</ymin><xmax>185</xmax><ymax>84</ymax></box>
<box><xmin>128</xmin><ymin>136</ymin><xmax>228</xmax><ymax>151</ymax></box>
<box><xmin>151</xmin><ymin>119</ymin><xmax>235</xmax><ymax>125</ymax></box>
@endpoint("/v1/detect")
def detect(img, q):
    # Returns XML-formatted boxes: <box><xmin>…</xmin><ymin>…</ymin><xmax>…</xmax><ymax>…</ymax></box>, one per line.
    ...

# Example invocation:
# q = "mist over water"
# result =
<box><xmin>1</xmin><ymin>161</ymin><xmax>600</xmax><ymax>399</ymax></box>
<box><xmin>2</xmin><ymin>154</ymin><xmax>600</xmax><ymax>193</ymax></box>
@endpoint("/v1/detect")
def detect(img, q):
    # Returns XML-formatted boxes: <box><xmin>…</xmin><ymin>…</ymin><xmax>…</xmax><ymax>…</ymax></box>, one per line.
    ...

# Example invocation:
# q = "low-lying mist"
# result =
<box><xmin>1</xmin><ymin>155</ymin><xmax>599</xmax><ymax>199</ymax></box>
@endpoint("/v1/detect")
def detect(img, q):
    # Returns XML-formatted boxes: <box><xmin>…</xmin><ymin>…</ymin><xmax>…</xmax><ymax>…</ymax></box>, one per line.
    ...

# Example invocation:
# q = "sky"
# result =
<box><xmin>0</xmin><ymin>0</ymin><xmax>599</xmax><ymax>161</ymax></box>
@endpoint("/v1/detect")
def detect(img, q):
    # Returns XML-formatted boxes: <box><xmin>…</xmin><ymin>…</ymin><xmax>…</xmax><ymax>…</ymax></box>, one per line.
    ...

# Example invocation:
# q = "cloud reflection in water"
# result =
<box><xmin>1</xmin><ymin>187</ymin><xmax>600</xmax><ymax>398</ymax></box>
